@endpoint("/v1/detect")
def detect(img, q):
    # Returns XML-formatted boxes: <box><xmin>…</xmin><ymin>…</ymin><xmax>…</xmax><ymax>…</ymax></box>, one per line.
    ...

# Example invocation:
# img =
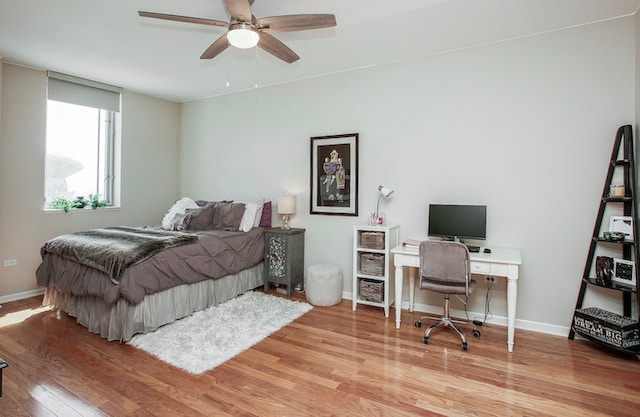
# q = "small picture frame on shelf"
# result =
<box><xmin>609</xmin><ymin>215</ymin><xmax>634</xmax><ymax>240</ymax></box>
<box><xmin>612</xmin><ymin>258</ymin><xmax>636</xmax><ymax>287</ymax></box>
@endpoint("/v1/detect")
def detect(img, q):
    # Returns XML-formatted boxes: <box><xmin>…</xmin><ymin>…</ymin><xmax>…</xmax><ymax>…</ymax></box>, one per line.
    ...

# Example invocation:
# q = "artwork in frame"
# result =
<box><xmin>609</xmin><ymin>215</ymin><xmax>634</xmax><ymax>240</ymax></box>
<box><xmin>310</xmin><ymin>133</ymin><xmax>358</xmax><ymax>216</ymax></box>
<box><xmin>612</xmin><ymin>258</ymin><xmax>636</xmax><ymax>287</ymax></box>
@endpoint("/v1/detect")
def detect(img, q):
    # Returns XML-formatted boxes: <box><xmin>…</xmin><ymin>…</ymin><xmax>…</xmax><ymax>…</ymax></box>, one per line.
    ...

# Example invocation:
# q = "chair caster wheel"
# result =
<box><xmin>423</xmin><ymin>336</ymin><xmax>429</xmax><ymax>344</ymax></box>
<box><xmin>415</xmin><ymin>321</ymin><xmax>422</xmax><ymax>328</ymax></box>
<box><xmin>462</xmin><ymin>342</ymin><xmax>468</xmax><ymax>350</ymax></box>
<box><xmin>473</xmin><ymin>330</ymin><xmax>481</xmax><ymax>338</ymax></box>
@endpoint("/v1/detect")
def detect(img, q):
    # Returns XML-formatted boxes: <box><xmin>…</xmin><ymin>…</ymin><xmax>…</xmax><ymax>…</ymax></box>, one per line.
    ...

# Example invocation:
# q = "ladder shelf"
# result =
<box><xmin>568</xmin><ymin>125</ymin><xmax>640</xmax><ymax>352</ymax></box>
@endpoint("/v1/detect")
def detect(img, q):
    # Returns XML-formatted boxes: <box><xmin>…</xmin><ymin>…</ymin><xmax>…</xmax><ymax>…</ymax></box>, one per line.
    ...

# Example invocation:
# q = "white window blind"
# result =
<box><xmin>47</xmin><ymin>71</ymin><xmax>122</xmax><ymax>112</ymax></box>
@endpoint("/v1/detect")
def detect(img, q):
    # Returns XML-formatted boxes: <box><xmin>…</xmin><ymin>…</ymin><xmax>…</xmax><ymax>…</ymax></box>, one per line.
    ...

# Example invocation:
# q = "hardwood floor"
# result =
<box><xmin>1</xmin><ymin>293</ymin><xmax>639</xmax><ymax>417</ymax></box>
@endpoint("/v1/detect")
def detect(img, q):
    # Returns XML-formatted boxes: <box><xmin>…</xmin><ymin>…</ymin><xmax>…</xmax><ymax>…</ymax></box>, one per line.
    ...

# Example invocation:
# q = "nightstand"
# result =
<box><xmin>263</xmin><ymin>228</ymin><xmax>305</xmax><ymax>297</ymax></box>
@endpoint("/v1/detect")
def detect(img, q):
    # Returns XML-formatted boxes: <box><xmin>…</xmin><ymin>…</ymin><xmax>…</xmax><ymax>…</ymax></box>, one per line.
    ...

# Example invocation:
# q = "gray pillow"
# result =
<box><xmin>212</xmin><ymin>202</ymin><xmax>245</xmax><ymax>231</ymax></box>
<box><xmin>182</xmin><ymin>203</ymin><xmax>217</xmax><ymax>231</ymax></box>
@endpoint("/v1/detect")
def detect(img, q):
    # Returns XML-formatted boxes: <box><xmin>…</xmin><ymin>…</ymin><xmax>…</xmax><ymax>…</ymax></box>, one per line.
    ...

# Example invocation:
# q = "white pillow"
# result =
<box><xmin>161</xmin><ymin>197</ymin><xmax>199</xmax><ymax>230</ymax></box>
<box><xmin>253</xmin><ymin>204</ymin><xmax>264</xmax><ymax>227</ymax></box>
<box><xmin>253</xmin><ymin>199</ymin><xmax>265</xmax><ymax>227</ymax></box>
<box><xmin>239</xmin><ymin>203</ymin><xmax>259</xmax><ymax>232</ymax></box>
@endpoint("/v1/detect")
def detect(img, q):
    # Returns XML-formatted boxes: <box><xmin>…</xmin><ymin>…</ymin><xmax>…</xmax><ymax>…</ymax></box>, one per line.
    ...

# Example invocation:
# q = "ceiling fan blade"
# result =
<box><xmin>224</xmin><ymin>0</ymin><xmax>253</xmax><ymax>22</ymax></box>
<box><xmin>138</xmin><ymin>11</ymin><xmax>228</xmax><ymax>27</ymax></box>
<box><xmin>256</xmin><ymin>14</ymin><xmax>336</xmax><ymax>32</ymax></box>
<box><xmin>258</xmin><ymin>32</ymin><xmax>299</xmax><ymax>63</ymax></box>
<box><xmin>200</xmin><ymin>34</ymin><xmax>230</xmax><ymax>59</ymax></box>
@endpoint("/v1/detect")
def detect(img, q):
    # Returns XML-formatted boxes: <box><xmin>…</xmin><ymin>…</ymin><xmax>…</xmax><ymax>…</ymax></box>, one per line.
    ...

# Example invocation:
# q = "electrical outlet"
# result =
<box><xmin>485</xmin><ymin>276</ymin><xmax>495</xmax><ymax>283</ymax></box>
<box><xmin>3</xmin><ymin>259</ymin><xmax>17</xmax><ymax>267</ymax></box>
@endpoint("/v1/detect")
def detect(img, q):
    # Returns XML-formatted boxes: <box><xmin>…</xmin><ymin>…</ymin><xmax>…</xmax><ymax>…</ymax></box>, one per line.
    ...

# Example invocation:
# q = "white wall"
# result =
<box><xmin>180</xmin><ymin>17</ymin><xmax>635</xmax><ymax>332</ymax></box>
<box><xmin>0</xmin><ymin>63</ymin><xmax>181</xmax><ymax>300</ymax></box>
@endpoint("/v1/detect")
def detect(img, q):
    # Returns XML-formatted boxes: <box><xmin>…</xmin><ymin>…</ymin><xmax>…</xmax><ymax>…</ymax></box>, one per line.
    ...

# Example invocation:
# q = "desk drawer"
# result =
<box><xmin>470</xmin><ymin>262</ymin><xmax>490</xmax><ymax>274</ymax></box>
<box><xmin>490</xmin><ymin>264</ymin><xmax>508</xmax><ymax>277</ymax></box>
<box><xmin>470</xmin><ymin>262</ymin><xmax>508</xmax><ymax>277</ymax></box>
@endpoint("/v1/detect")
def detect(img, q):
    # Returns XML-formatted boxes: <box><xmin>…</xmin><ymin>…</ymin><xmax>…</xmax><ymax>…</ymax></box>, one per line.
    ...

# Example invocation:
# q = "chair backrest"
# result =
<box><xmin>419</xmin><ymin>240</ymin><xmax>471</xmax><ymax>293</ymax></box>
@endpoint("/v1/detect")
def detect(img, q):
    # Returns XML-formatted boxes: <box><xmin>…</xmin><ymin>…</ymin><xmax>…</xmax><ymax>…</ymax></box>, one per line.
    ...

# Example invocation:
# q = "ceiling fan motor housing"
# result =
<box><xmin>227</xmin><ymin>22</ymin><xmax>260</xmax><ymax>49</ymax></box>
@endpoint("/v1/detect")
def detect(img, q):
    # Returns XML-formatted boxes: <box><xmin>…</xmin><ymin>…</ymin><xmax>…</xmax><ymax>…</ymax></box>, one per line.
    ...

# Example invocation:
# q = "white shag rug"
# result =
<box><xmin>128</xmin><ymin>291</ymin><xmax>312</xmax><ymax>374</ymax></box>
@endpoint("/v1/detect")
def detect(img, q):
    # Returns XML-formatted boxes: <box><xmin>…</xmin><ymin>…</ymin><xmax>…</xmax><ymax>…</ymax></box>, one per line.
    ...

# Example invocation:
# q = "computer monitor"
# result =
<box><xmin>428</xmin><ymin>204</ymin><xmax>487</xmax><ymax>241</ymax></box>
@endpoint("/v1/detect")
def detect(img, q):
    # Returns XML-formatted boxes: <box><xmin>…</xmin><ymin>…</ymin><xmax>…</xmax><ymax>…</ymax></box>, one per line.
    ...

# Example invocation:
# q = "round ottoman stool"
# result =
<box><xmin>305</xmin><ymin>264</ymin><xmax>343</xmax><ymax>306</ymax></box>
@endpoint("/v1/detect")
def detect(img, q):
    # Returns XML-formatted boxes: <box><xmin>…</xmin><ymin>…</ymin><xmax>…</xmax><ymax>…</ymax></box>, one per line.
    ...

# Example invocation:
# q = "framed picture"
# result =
<box><xmin>609</xmin><ymin>215</ymin><xmax>634</xmax><ymax>240</ymax></box>
<box><xmin>310</xmin><ymin>133</ymin><xmax>358</xmax><ymax>216</ymax></box>
<box><xmin>612</xmin><ymin>258</ymin><xmax>636</xmax><ymax>287</ymax></box>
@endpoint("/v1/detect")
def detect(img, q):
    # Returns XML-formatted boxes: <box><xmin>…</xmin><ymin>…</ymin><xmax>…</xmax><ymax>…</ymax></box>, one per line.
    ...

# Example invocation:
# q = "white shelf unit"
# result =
<box><xmin>352</xmin><ymin>224</ymin><xmax>399</xmax><ymax>318</ymax></box>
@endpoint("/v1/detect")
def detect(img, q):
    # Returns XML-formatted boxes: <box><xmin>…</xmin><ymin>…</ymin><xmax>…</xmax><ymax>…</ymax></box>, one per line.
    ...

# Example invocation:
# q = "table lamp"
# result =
<box><xmin>375</xmin><ymin>185</ymin><xmax>394</xmax><ymax>224</ymax></box>
<box><xmin>278</xmin><ymin>195</ymin><xmax>296</xmax><ymax>230</ymax></box>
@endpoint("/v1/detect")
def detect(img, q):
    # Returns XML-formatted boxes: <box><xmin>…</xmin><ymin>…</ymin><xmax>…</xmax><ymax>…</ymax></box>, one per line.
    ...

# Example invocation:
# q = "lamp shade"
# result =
<box><xmin>227</xmin><ymin>23</ymin><xmax>259</xmax><ymax>49</ymax></box>
<box><xmin>278</xmin><ymin>195</ymin><xmax>296</xmax><ymax>215</ymax></box>
<box><xmin>375</xmin><ymin>185</ymin><xmax>394</xmax><ymax>225</ymax></box>
<box><xmin>378</xmin><ymin>185</ymin><xmax>394</xmax><ymax>198</ymax></box>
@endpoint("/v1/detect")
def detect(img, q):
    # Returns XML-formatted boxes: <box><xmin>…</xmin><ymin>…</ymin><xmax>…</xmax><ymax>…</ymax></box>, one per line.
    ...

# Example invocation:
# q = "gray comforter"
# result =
<box><xmin>36</xmin><ymin>227</ymin><xmax>265</xmax><ymax>304</ymax></box>
<box><xmin>40</xmin><ymin>227</ymin><xmax>199</xmax><ymax>283</ymax></box>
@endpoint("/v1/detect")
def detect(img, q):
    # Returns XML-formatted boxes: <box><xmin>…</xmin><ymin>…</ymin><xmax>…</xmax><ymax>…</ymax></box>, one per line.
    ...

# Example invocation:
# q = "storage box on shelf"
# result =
<box><xmin>360</xmin><ymin>279</ymin><xmax>384</xmax><ymax>303</ymax></box>
<box><xmin>573</xmin><ymin>307</ymin><xmax>640</xmax><ymax>349</ymax></box>
<box><xmin>361</xmin><ymin>232</ymin><xmax>385</xmax><ymax>250</ymax></box>
<box><xmin>352</xmin><ymin>225</ymin><xmax>399</xmax><ymax>318</ymax></box>
<box><xmin>360</xmin><ymin>253</ymin><xmax>384</xmax><ymax>276</ymax></box>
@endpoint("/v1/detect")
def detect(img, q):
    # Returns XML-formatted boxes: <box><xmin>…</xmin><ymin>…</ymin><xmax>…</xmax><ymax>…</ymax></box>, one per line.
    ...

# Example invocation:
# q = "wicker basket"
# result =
<box><xmin>361</xmin><ymin>232</ymin><xmax>385</xmax><ymax>249</ymax></box>
<box><xmin>360</xmin><ymin>279</ymin><xmax>384</xmax><ymax>303</ymax></box>
<box><xmin>360</xmin><ymin>253</ymin><xmax>384</xmax><ymax>276</ymax></box>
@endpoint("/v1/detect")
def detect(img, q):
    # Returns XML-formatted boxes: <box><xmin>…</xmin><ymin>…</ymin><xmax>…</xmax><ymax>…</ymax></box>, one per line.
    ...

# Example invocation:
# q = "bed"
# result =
<box><xmin>36</xmin><ymin>198</ymin><xmax>270</xmax><ymax>342</ymax></box>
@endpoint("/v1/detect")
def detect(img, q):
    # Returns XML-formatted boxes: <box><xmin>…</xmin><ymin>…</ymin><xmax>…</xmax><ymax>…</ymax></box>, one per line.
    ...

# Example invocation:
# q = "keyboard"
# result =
<box><xmin>465</xmin><ymin>245</ymin><xmax>480</xmax><ymax>253</ymax></box>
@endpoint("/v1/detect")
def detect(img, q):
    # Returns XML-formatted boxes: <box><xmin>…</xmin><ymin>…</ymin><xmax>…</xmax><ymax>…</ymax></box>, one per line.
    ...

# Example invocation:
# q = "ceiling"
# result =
<box><xmin>1</xmin><ymin>0</ymin><xmax>639</xmax><ymax>103</ymax></box>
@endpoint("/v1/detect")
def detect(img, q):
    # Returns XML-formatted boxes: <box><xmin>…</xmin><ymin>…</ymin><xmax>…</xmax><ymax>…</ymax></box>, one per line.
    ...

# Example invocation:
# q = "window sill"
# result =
<box><xmin>44</xmin><ymin>206</ymin><xmax>120</xmax><ymax>214</ymax></box>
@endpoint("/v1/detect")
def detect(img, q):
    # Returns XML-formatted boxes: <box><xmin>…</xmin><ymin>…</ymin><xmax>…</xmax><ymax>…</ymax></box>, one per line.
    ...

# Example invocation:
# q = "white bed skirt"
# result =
<box><xmin>43</xmin><ymin>263</ymin><xmax>264</xmax><ymax>342</ymax></box>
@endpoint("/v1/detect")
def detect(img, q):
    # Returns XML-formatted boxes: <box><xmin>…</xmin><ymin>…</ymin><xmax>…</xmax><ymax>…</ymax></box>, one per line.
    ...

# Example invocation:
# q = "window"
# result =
<box><xmin>44</xmin><ymin>72</ymin><xmax>121</xmax><ymax>209</ymax></box>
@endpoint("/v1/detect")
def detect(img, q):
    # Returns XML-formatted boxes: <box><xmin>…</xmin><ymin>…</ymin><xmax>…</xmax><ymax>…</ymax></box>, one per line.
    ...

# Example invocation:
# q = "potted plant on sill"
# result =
<box><xmin>48</xmin><ymin>194</ymin><xmax>107</xmax><ymax>212</ymax></box>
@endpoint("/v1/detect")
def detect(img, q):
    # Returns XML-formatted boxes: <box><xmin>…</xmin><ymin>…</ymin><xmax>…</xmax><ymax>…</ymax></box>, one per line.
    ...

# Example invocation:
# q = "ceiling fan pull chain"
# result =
<box><xmin>254</xmin><ymin>47</ymin><xmax>258</xmax><ymax>88</ymax></box>
<box><xmin>226</xmin><ymin>55</ymin><xmax>230</xmax><ymax>88</ymax></box>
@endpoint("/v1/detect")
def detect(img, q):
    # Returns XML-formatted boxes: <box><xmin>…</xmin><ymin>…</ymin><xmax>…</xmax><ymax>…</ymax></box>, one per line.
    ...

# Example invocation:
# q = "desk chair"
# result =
<box><xmin>414</xmin><ymin>240</ymin><xmax>480</xmax><ymax>350</ymax></box>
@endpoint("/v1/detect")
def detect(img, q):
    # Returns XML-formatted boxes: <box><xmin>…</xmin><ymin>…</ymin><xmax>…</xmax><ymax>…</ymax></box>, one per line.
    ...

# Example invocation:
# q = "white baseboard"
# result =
<box><xmin>345</xmin><ymin>292</ymin><xmax>571</xmax><ymax>338</ymax></box>
<box><xmin>3</xmin><ymin>289</ymin><xmax>572</xmax><ymax>338</ymax></box>
<box><xmin>513</xmin><ymin>318</ymin><xmax>569</xmax><ymax>337</ymax></box>
<box><xmin>406</xmin><ymin>300</ymin><xmax>570</xmax><ymax>337</ymax></box>
<box><xmin>0</xmin><ymin>288</ymin><xmax>45</xmax><ymax>305</ymax></box>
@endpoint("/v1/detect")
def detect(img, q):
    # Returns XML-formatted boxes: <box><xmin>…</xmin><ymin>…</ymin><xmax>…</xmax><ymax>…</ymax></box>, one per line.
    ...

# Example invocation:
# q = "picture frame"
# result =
<box><xmin>609</xmin><ymin>215</ymin><xmax>634</xmax><ymax>240</ymax></box>
<box><xmin>310</xmin><ymin>133</ymin><xmax>358</xmax><ymax>216</ymax></box>
<box><xmin>612</xmin><ymin>258</ymin><xmax>636</xmax><ymax>287</ymax></box>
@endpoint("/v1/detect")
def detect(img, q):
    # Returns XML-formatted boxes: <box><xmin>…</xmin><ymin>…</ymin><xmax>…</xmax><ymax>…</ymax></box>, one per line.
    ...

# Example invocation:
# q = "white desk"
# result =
<box><xmin>390</xmin><ymin>245</ymin><xmax>522</xmax><ymax>352</ymax></box>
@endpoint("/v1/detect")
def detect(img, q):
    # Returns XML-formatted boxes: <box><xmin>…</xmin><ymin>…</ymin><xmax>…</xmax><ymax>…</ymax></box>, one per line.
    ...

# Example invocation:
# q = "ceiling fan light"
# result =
<box><xmin>228</xmin><ymin>24</ymin><xmax>259</xmax><ymax>49</ymax></box>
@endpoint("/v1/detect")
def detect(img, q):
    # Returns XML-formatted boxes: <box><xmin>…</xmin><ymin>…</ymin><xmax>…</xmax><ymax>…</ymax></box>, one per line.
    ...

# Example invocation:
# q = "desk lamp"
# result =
<box><xmin>278</xmin><ymin>195</ymin><xmax>296</xmax><ymax>230</ymax></box>
<box><xmin>376</xmin><ymin>185</ymin><xmax>394</xmax><ymax>224</ymax></box>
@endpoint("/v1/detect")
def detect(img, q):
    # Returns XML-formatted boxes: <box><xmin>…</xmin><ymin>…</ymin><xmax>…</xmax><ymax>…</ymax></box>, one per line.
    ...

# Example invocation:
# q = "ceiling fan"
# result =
<box><xmin>138</xmin><ymin>0</ymin><xmax>336</xmax><ymax>63</ymax></box>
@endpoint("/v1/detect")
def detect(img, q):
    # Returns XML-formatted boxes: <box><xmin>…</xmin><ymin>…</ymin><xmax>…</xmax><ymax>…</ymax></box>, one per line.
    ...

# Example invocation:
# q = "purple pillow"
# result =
<box><xmin>259</xmin><ymin>200</ymin><xmax>272</xmax><ymax>228</ymax></box>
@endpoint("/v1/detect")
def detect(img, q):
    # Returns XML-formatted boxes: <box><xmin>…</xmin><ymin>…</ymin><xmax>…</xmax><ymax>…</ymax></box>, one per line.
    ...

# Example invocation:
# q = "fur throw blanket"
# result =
<box><xmin>40</xmin><ymin>227</ymin><xmax>198</xmax><ymax>283</ymax></box>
